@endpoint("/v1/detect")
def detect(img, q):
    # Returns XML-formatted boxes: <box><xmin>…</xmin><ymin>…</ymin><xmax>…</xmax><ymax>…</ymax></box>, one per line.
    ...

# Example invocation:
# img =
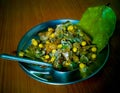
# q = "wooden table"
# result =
<box><xmin>0</xmin><ymin>0</ymin><xmax>120</xmax><ymax>93</ymax></box>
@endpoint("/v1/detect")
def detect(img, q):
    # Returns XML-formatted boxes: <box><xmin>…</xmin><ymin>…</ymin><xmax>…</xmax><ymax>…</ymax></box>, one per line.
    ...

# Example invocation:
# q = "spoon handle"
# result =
<box><xmin>0</xmin><ymin>54</ymin><xmax>52</xmax><ymax>67</ymax></box>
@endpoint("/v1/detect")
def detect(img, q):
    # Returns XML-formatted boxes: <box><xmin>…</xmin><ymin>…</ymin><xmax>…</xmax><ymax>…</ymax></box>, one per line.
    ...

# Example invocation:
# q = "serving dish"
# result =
<box><xmin>17</xmin><ymin>19</ymin><xmax>109</xmax><ymax>85</ymax></box>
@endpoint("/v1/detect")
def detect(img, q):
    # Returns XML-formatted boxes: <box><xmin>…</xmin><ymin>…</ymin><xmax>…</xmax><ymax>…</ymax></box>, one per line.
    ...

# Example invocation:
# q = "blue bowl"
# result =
<box><xmin>17</xmin><ymin>19</ymin><xmax>109</xmax><ymax>85</ymax></box>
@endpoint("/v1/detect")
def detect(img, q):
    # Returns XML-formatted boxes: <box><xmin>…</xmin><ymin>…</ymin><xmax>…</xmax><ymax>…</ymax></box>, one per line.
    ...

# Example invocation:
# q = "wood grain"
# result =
<box><xmin>0</xmin><ymin>0</ymin><xmax>120</xmax><ymax>93</ymax></box>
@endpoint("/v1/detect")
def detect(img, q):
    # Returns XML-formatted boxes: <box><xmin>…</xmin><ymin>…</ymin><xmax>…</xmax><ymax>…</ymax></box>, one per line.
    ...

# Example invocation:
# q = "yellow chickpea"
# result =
<box><xmin>31</xmin><ymin>39</ymin><xmax>38</xmax><ymax>46</ymax></box>
<box><xmin>19</xmin><ymin>51</ymin><xmax>24</xmax><ymax>57</ymax></box>
<box><xmin>39</xmin><ymin>43</ymin><xmax>43</xmax><ymax>48</ymax></box>
<box><xmin>48</xmin><ymin>28</ymin><xmax>54</xmax><ymax>32</ymax></box>
<box><xmin>91</xmin><ymin>54</ymin><xmax>97</xmax><ymax>59</ymax></box>
<box><xmin>67</xmin><ymin>25</ymin><xmax>74</xmax><ymax>33</ymax></box>
<box><xmin>50</xmin><ymin>56</ymin><xmax>56</xmax><ymax>62</ymax></box>
<box><xmin>67</xmin><ymin>25</ymin><xmax>74</xmax><ymax>31</ymax></box>
<box><xmin>46</xmin><ymin>40</ymin><xmax>50</xmax><ymax>44</ymax></box>
<box><xmin>72</xmin><ymin>47</ymin><xmax>77</xmax><ymax>52</ymax></box>
<box><xmin>65</xmin><ymin>61</ymin><xmax>71</xmax><ymax>66</ymax></box>
<box><xmin>81</xmin><ymin>41</ymin><xmax>87</xmax><ymax>46</ymax></box>
<box><xmin>79</xmin><ymin>63</ymin><xmax>86</xmax><ymax>69</ymax></box>
<box><xmin>50</xmin><ymin>33</ymin><xmax>55</xmax><ymax>38</ymax></box>
<box><xmin>44</xmin><ymin>55</ymin><xmax>50</xmax><ymax>59</ymax></box>
<box><xmin>52</xmin><ymin>49</ymin><xmax>56</xmax><ymax>54</ymax></box>
<box><xmin>91</xmin><ymin>47</ymin><xmax>97</xmax><ymax>52</ymax></box>
<box><xmin>57</xmin><ymin>44</ymin><xmax>62</xmax><ymax>49</ymax></box>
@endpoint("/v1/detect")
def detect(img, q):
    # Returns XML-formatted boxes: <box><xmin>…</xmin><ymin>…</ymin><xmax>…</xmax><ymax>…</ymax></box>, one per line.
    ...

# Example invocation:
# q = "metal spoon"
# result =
<box><xmin>0</xmin><ymin>53</ymin><xmax>52</xmax><ymax>67</ymax></box>
<box><xmin>0</xmin><ymin>53</ymin><xmax>81</xmax><ymax>83</ymax></box>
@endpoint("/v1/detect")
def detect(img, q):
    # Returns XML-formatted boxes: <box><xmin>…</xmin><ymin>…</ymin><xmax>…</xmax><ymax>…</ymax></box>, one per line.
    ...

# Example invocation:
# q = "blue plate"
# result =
<box><xmin>17</xmin><ymin>19</ymin><xmax>109</xmax><ymax>85</ymax></box>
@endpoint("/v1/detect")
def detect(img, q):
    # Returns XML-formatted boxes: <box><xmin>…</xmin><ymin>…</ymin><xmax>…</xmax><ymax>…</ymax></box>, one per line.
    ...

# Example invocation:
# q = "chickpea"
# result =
<box><xmin>31</xmin><ymin>39</ymin><xmax>38</xmax><ymax>46</ymax></box>
<box><xmin>72</xmin><ymin>47</ymin><xmax>77</xmax><ymax>52</ymax></box>
<box><xmin>81</xmin><ymin>41</ymin><xmax>87</xmax><ymax>46</ymax></box>
<box><xmin>91</xmin><ymin>47</ymin><xmax>97</xmax><ymax>52</ymax></box>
